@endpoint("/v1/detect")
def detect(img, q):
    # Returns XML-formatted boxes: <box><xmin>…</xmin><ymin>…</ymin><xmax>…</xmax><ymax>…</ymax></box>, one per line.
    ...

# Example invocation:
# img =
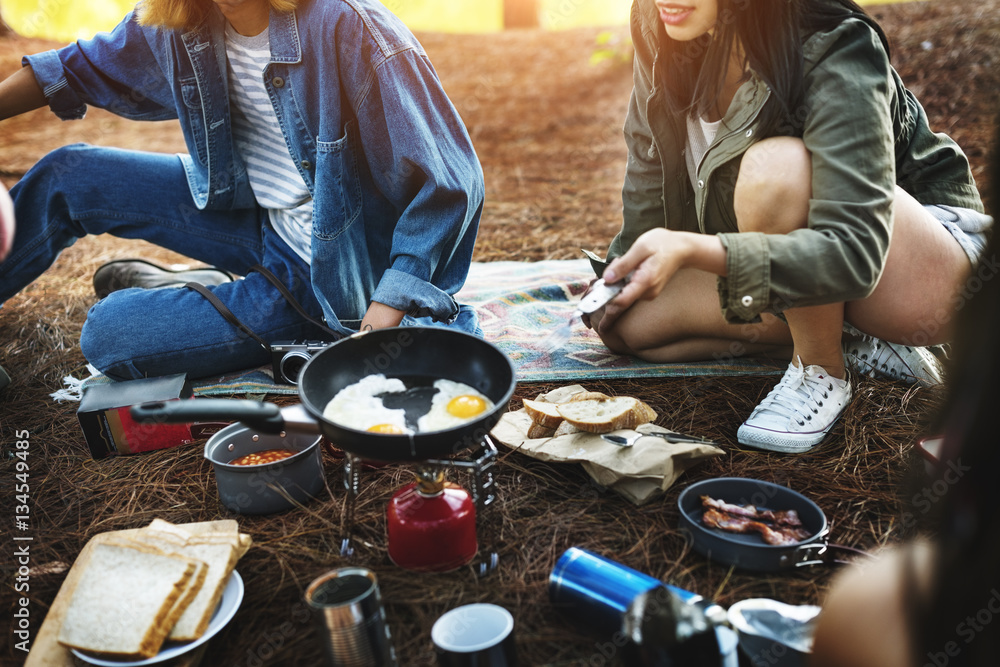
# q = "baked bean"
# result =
<box><xmin>229</xmin><ymin>449</ymin><xmax>297</xmax><ymax>466</ymax></box>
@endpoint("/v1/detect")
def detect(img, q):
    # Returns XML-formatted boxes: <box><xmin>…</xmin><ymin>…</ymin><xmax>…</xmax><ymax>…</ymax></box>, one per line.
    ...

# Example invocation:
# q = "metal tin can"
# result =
<box><xmin>305</xmin><ymin>568</ymin><xmax>397</xmax><ymax>667</ymax></box>
<box><xmin>548</xmin><ymin>548</ymin><xmax>701</xmax><ymax>635</ymax></box>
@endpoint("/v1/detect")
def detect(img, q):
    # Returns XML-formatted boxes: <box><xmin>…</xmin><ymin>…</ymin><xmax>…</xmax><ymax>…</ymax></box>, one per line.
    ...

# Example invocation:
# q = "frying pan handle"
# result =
<box><xmin>130</xmin><ymin>398</ymin><xmax>286</xmax><ymax>434</ymax></box>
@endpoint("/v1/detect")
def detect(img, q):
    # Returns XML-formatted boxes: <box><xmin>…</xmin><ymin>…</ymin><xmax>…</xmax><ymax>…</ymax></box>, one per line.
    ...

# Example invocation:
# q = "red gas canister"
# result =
<box><xmin>386</xmin><ymin>469</ymin><xmax>477</xmax><ymax>572</ymax></box>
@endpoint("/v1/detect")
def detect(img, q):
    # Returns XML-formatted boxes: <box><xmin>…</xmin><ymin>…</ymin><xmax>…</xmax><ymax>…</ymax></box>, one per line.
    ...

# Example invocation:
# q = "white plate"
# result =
<box><xmin>71</xmin><ymin>570</ymin><xmax>244</xmax><ymax>666</ymax></box>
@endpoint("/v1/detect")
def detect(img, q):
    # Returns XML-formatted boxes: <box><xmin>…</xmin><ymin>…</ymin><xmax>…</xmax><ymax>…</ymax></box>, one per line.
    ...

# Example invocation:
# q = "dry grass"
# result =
<box><xmin>1</xmin><ymin>0</ymin><xmax>995</xmax><ymax>664</ymax></box>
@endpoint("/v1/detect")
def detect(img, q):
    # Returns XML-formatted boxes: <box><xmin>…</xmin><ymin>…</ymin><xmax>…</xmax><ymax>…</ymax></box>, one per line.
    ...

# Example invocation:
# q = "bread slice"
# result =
<box><xmin>57</xmin><ymin>543</ymin><xmax>197</xmax><ymax>660</ymax></box>
<box><xmin>567</xmin><ymin>391</ymin><xmax>611</xmax><ymax>403</ymax></box>
<box><xmin>522</xmin><ymin>399</ymin><xmax>565</xmax><ymax>429</ymax></box>
<box><xmin>556</xmin><ymin>396</ymin><xmax>655</xmax><ymax>433</ymax></box>
<box><xmin>526</xmin><ymin>421</ymin><xmax>557</xmax><ymax>439</ymax></box>
<box><xmin>101</xmin><ymin>536</ymin><xmax>208</xmax><ymax>640</ymax></box>
<box><xmin>126</xmin><ymin>532</ymin><xmax>238</xmax><ymax>641</ymax></box>
<box><xmin>553</xmin><ymin>420</ymin><xmax>581</xmax><ymax>437</ymax></box>
<box><xmin>165</xmin><ymin>540</ymin><xmax>236</xmax><ymax>641</ymax></box>
<box><xmin>636</xmin><ymin>400</ymin><xmax>658</xmax><ymax>424</ymax></box>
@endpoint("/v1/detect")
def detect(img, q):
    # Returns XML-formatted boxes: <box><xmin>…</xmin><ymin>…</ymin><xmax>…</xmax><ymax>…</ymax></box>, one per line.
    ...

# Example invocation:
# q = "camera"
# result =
<box><xmin>270</xmin><ymin>340</ymin><xmax>329</xmax><ymax>385</ymax></box>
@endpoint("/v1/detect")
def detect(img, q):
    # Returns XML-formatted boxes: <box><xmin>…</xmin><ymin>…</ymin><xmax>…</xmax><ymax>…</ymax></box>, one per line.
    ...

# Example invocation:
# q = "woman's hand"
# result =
<box><xmin>592</xmin><ymin>229</ymin><xmax>727</xmax><ymax>332</ymax></box>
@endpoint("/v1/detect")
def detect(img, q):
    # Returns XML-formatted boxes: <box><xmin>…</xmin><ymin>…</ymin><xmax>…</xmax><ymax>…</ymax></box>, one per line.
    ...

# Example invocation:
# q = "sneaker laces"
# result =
<box><xmin>749</xmin><ymin>360</ymin><xmax>838</xmax><ymax>429</ymax></box>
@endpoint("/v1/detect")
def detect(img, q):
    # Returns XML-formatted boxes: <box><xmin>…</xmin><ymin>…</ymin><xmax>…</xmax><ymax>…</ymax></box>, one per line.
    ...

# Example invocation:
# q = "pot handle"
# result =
<box><xmin>779</xmin><ymin>525</ymin><xmax>833</xmax><ymax>569</ymax></box>
<box><xmin>130</xmin><ymin>398</ymin><xmax>286</xmax><ymax>434</ymax></box>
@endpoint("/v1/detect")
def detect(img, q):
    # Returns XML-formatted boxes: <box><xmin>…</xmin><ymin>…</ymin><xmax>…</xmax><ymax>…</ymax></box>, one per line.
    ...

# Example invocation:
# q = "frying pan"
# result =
<box><xmin>131</xmin><ymin>327</ymin><xmax>517</xmax><ymax>462</ymax></box>
<box><xmin>677</xmin><ymin>478</ymin><xmax>831</xmax><ymax>572</ymax></box>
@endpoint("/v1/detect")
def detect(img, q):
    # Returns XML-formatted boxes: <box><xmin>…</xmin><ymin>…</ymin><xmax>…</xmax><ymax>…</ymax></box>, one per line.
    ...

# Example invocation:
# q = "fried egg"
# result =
<box><xmin>416</xmin><ymin>379</ymin><xmax>494</xmax><ymax>432</ymax></box>
<box><xmin>322</xmin><ymin>374</ymin><xmax>412</xmax><ymax>434</ymax></box>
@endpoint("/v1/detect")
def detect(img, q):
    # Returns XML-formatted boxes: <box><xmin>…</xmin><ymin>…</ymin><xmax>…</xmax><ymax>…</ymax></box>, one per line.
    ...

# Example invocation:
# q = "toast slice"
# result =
<box><xmin>101</xmin><ymin>536</ymin><xmax>208</xmax><ymax>640</ymax></box>
<box><xmin>57</xmin><ymin>543</ymin><xmax>197</xmax><ymax>660</ymax></box>
<box><xmin>126</xmin><ymin>531</ymin><xmax>238</xmax><ymax>641</ymax></box>
<box><xmin>556</xmin><ymin>396</ymin><xmax>656</xmax><ymax>433</ymax></box>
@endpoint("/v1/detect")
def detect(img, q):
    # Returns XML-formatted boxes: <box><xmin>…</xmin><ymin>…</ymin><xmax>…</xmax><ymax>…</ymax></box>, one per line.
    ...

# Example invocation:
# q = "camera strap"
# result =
<box><xmin>247</xmin><ymin>265</ymin><xmax>344</xmax><ymax>341</ymax></box>
<box><xmin>183</xmin><ymin>264</ymin><xmax>344</xmax><ymax>351</ymax></box>
<box><xmin>184</xmin><ymin>282</ymin><xmax>270</xmax><ymax>350</ymax></box>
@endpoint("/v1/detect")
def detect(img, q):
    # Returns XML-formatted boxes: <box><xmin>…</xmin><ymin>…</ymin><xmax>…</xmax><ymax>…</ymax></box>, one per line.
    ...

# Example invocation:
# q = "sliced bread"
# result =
<box><xmin>57</xmin><ymin>543</ymin><xmax>197</xmax><ymax>660</ymax></box>
<box><xmin>522</xmin><ymin>399</ymin><xmax>565</xmax><ymax>429</ymax></box>
<box><xmin>526</xmin><ymin>421</ymin><xmax>558</xmax><ymax>439</ymax></box>
<box><xmin>126</xmin><ymin>532</ymin><xmax>238</xmax><ymax>641</ymax></box>
<box><xmin>556</xmin><ymin>396</ymin><xmax>656</xmax><ymax>433</ymax></box>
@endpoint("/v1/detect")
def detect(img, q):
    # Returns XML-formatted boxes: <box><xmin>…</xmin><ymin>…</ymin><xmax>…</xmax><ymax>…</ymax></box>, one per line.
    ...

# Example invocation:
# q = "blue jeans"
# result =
<box><xmin>3</xmin><ymin>144</ymin><xmax>342</xmax><ymax>380</ymax></box>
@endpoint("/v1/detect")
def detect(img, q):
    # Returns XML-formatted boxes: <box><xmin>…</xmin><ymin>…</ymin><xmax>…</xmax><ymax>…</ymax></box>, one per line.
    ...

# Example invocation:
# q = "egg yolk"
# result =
<box><xmin>447</xmin><ymin>394</ymin><xmax>488</xmax><ymax>419</ymax></box>
<box><xmin>367</xmin><ymin>423</ymin><xmax>406</xmax><ymax>434</ymax></box>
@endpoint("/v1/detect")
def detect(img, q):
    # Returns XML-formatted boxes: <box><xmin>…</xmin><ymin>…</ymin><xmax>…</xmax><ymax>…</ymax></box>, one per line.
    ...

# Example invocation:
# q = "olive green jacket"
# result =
<box><xmin>599</xmin><ymin>0</ymin><xmax>984</xmax><ymax>323</ymax></box>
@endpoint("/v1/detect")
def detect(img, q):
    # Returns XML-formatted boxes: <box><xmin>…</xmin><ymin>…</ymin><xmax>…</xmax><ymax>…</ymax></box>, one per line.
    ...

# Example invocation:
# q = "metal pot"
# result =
<box><xmin>677</xmin><ymin>478</ymin><xmax>830</xmax><ymax>572</ymax></box>
<box><xmin>131</xmin><ymin>327</ymin><xmax>517</xmax><ymax>462</ymax></box>
<box><xmin>204</xmin><ymin>422</ymin><xmax>324</xmax><ymax>515</ymax></box>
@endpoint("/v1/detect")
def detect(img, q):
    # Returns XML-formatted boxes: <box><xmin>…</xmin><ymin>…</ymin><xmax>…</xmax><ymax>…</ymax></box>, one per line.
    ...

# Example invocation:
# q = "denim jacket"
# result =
<box><xmin>24</xmin><ymin>0</ymin><xmax>484</xmax><ymax>335</ymax></box>
<box><xmin>603</xmin><ymin>0</ymin><xmax>984</xmax><ymax>323</ymax></box>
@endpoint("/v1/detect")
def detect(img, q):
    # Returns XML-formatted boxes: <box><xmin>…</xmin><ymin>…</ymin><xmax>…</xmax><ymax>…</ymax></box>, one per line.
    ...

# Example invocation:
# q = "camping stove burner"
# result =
<box><xmin>340</xmin><ymin>435</ymin><xmax>500</xmax><ymax>577</ymax></box>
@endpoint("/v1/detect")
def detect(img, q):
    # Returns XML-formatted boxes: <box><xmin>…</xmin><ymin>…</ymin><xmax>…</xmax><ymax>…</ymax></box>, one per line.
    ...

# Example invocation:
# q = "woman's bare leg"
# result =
<box><xmin>735</xmin><ymin>137</ymin><xmax>849</xmax><ymax>377</ymax></box>
<box><xmin>590</xmin><ymin>266</ymin><xmax>794</xmax><ymax>362</ymax></box>
<box><xmin>845</xmin><ymin>190</ymin><xmax>972</xmax><ymax>345</ymax></box>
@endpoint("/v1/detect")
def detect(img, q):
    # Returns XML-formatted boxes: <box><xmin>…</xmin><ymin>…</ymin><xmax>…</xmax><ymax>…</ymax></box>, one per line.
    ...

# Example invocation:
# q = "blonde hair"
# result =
<box><xmin>137</xmin><ymin>0</ymin><xmax>299</xmax><ymax>31</ymax></box>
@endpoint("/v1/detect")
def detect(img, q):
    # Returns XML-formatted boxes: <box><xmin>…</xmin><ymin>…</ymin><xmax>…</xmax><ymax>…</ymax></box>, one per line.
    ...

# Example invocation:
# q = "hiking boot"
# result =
<box><xmin>93</xmin><ymin>259</ymin><xmax>235</xmax><ymax>299</ymax></box>
<box><xmin>737</xmin><ymin>360</ymin><xmax>852</xmax><ymax>453</ymax></box>
<box><xmin>844</xmin><ymin>338</ymin><xmax>943</xmax><ymax>386</ymax></box>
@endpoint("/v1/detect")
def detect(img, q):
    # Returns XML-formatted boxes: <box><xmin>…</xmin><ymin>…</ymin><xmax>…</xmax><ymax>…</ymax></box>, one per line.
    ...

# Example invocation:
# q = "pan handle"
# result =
<box><xmin>130</xmin><ymin>398</ymin><xmax>286</xmax><ymax>434</ymax></box>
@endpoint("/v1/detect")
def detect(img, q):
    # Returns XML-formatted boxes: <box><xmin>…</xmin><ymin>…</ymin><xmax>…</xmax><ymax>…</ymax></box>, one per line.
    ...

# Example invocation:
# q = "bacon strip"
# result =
<box><xmin>700</xmin><ymin>495</ymin><xmax>804</xmax><ymax>527</ymax></box>
<box><xmin>698</xmin><ymin>496</ymin><xmax>813</xmax><ymax>545</ymax></box>
<box><xmin>700</xmin><ymin>508</ymin><xmax>804</xmax><ymax>546</ymax></box>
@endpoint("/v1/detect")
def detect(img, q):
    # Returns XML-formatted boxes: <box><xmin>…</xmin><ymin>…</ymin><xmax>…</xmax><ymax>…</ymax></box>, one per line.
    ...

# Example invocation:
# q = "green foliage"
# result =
<box><xmin>589</xmin><ymin>30</ymin><xmax>633</xmax><ymax>66</ymax></box>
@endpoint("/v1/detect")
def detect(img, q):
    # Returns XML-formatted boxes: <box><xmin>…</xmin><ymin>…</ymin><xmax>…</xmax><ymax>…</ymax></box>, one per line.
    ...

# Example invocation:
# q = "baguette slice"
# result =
<box><xmin>556</xmin><ymin>396</ymin><xmax>655</xmax><ymax>433</ymax></box>
<box><xmin>567</xmin><ymin>391</ymin><xmax>611</xmax><ymax>403</ymax></box>
<box><xmin>522</xmin><ymin>399</ymin><xmax>565</xmax><ymax>429</ymax></box>
<box><xmin>636</xmin><ymin>400</ymin><xmax>658</xmax><ymax>424</ymax></box>
<box><xmin>526</xmin><ymin>421</ymin><xmax>557</xmax><ymax>439</ymax></box>
<box><xmin>553</xmin><ymin>420</ymin><xmax>581</xmax><ymax>437</ymax></box>
<box><xmin>57</xmin><ymin>543</ymin><xmax>196</xmax><ymax>660</ymax></box>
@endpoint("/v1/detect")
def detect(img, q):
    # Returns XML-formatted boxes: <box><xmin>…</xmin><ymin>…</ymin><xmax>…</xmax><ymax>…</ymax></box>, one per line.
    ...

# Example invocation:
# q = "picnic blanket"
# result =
<box><xmin>459</xmin><ymin>259</ymin><xmax>783</xmax><ymax>382</ymax></box>
<box><xmin>57</xmin><ymin>259</ymin><xmax>783</xmax><ymax>400</ymax></box>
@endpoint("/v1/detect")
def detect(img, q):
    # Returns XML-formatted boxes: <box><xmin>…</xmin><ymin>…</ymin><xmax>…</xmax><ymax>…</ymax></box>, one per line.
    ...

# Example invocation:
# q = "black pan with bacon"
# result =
<box><xmin>677</xmin><ymin>477</ymin><xmax>830</xmax><ymax>571</ymax></box>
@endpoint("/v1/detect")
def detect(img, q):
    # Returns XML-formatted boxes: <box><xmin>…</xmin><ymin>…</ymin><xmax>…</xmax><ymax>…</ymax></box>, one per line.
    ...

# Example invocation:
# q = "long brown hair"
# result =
<box><xmin>137</xmin><ymin>0</ymin><xmax>299</xmax><ymax>31</ymax></box>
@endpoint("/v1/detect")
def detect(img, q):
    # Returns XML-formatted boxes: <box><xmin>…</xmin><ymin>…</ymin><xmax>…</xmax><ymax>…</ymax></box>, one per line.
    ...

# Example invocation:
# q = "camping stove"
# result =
<box><xmin>339</xmin><ymin>435</ymin><xmax>500</xmax><ymax>576</ymax></box>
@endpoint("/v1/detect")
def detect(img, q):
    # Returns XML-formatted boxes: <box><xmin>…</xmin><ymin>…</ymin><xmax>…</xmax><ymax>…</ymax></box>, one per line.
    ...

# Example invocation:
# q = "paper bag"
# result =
<box><xmin>490</xmin><ymin>385</ymin><xmax>724</xmax><ymax>505</ymax></box>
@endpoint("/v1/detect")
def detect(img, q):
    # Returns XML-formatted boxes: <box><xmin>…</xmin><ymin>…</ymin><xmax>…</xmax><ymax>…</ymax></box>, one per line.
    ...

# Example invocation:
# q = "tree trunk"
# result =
<box><xmin>504</xmin><ymin>0</ymin><xmax>539</xmax><ymax>29</ymax></box>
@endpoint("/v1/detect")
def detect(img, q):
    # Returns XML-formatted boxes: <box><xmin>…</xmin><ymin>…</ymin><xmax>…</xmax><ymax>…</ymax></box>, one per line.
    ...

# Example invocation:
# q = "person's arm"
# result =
<box><xmin>0</xmin><ymin>65</ymin><xmax>46</xmax><ymax>121</ymax></box>
<box><xmin>811</xmin><ymin>541</ymin><xmax>932</xmax><ymax>667</ymax></box>
<box><xmin>360</xmin><ymin>301</ymin><xmax>406</xmax><ymax>332</ymax></box>
<box><xmin>347</xmin><ymin>34</ymin><xmax>484</xmax><ymax>324</ymax></box>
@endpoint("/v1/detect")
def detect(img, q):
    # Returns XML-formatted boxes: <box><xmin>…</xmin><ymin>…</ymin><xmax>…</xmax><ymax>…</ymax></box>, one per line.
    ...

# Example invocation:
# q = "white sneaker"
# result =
<box><xmin>844</xmin><ymin>338</ymin><xmax>943</xmax><ymax>386</ymax></box>
<box><xmin>737</xmin><ymin>360</ymin><xmax>852</xmax><ymax>453</ymax></box>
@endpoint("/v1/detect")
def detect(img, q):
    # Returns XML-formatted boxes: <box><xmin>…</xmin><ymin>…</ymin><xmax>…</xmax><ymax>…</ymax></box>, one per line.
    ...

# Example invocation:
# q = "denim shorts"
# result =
<box><xmin>925</xmin><ymin>204</ymin><xmax>993</xmax><ymax>266</ymax></box>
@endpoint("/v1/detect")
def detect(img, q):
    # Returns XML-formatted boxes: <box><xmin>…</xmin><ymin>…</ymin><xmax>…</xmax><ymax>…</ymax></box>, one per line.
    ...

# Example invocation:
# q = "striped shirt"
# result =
<box><xmin>225</xmin><ymin>23</ymin><xmax>313</xmax><ymax>263</ymax></box>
